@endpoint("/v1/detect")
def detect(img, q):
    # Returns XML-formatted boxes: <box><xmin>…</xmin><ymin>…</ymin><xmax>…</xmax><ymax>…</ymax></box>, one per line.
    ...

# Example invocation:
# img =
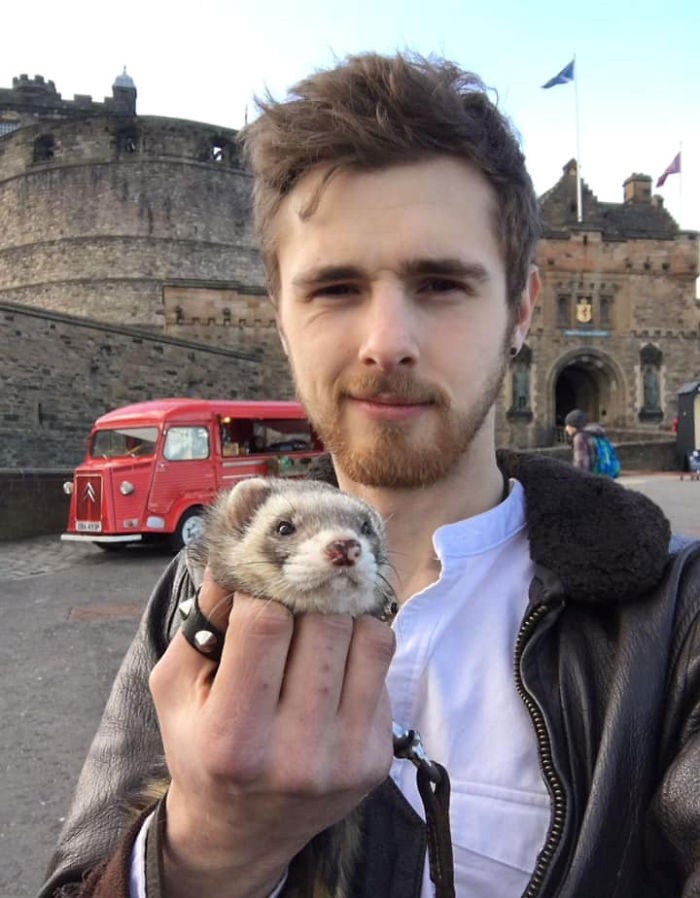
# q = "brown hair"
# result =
<box><xmin>240</xmin><ymin>52</ymin><xmax>540</xmax><ymax>307</ymax></box>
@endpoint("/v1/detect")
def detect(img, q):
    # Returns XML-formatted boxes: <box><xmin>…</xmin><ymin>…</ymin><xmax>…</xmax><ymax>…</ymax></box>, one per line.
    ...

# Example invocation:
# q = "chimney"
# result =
<box><xmin>623</xmin><ymin>173</ymin><xmax>652</xmax><ymax>204</ymax></box>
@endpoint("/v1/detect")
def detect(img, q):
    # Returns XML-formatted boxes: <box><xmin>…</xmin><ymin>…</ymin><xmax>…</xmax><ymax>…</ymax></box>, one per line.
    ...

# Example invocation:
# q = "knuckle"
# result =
<box><xmin>241</xmin><ymin>596</ymin><xmax>294</xmax><ymax>639</ymax></box>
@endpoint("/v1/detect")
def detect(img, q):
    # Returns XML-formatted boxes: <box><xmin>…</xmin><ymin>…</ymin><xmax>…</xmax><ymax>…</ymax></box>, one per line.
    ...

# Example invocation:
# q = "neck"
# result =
<box><xmin>334</xmin><ymin>442</ymin><xmax>505</xmax><ymax>605</ymax></box>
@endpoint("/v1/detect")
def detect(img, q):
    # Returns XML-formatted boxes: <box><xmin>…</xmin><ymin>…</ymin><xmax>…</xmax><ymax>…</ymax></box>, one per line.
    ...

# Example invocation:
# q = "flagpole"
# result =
<box><xmin>573</xmin><ymin>53</ymin><xmax>582</xmax><ymax>223</ymax></box>
<box><xmin>679</xmin><ymin>141</ymin><xmax>683</xmax><ymax>227</ymax></box>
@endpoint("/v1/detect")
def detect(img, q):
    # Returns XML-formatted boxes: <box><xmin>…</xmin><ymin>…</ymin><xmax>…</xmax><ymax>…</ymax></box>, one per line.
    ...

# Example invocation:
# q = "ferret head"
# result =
<box><xmin>204</xmin><ymin>478</ymin><xmax>392</xmax><ymax>617</ymax></box>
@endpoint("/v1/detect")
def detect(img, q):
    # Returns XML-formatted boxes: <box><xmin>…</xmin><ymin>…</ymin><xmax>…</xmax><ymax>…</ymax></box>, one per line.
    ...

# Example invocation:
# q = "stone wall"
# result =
<box><xmin>0</xmin><ymin>301</ymin><xmax>268</xmax><ymax>468</ymax></box>
<box><xmin>499</xmin><ymin>227</ymin><xmax>699</xmax><ymax>449</ymax></box>
<box><xmin>0</xmin><ymin>469</ymin><xmax>72</xmax><ymax>540</ymax></box>
<box><xmin>0</xmin><ymin>115</ymin><xmax>264</xmax><ymax>330</ymax></box>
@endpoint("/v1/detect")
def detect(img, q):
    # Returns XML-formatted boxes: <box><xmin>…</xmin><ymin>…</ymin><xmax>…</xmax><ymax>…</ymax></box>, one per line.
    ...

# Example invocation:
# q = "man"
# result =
<box><xmin>564</xmin><ymin>409</ymin><xmax>595</xmax><ymax>471</ymax></box>
<box><xmin>564</xmin><ymin>408</ymin><xmax>620</xmax><ymax>478</ymax></box>
<box><xmin>40</xmin><ymin>54</ymin><xmax>699</xmax><ymax>898</ymax></box>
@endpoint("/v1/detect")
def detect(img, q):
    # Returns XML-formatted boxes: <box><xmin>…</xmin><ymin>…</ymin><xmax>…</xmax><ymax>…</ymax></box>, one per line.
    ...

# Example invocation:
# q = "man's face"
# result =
<box><xmin>274</xmin><ymin>157</ymin><xmax>536</xmax><ymax>488</ymax></box>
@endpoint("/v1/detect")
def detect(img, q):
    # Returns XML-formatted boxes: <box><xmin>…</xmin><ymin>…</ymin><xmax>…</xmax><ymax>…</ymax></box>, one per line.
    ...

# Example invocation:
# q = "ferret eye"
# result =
<box><xmin>276</xmin><ymin>520</ymin><xmax>296</xmax><ymax>536</ymax></box>
<box><xmin>360</xmin><ymin>520</ymin><xmax>374</xmax><ymax>536</ymax></box>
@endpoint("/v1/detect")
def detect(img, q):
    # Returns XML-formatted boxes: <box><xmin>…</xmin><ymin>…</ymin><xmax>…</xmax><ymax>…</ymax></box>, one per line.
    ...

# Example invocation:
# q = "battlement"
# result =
<box><xmin>12</xmin><ymin>74</ymin><xmax>60</xmax><ymax>95</ymax></box>
<box><xmin>0</xmin><ymin>70</ymin><xmax>136</xmax><ymax>125</ymax></box>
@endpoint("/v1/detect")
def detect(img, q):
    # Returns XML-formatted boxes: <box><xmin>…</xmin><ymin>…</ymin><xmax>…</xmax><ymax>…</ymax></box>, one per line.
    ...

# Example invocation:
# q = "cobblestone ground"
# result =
<box><xmin>0</xmin><ymin>534</ymin><xmax>107</xmax><ymax>581</ymax></box>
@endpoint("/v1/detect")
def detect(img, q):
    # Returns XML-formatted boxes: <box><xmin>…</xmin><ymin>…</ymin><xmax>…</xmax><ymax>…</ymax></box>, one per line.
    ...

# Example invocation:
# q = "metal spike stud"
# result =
<box><xmin>178</xmin><ymin>598</ymin><xmax>195</xmax><ymax>619</ymax></box>
<box><xmin>194</xmin><ymin>630</ymin><xmax>218</xmax><ymax>653</ymax></box>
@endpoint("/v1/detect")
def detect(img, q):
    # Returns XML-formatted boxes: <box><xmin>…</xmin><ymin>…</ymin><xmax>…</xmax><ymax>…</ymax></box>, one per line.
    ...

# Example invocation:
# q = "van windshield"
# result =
<box><xmin>91</xmin><ymin>427</ymin><xmax>159</xmax><ymax>459</ymax></box>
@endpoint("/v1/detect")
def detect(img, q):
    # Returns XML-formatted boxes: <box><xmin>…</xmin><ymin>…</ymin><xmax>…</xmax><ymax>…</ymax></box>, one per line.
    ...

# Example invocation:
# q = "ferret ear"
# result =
<box><xmin>225</xmin><ymin>478</ymin><xmax>273</xmax><ymax>531</ymax></box>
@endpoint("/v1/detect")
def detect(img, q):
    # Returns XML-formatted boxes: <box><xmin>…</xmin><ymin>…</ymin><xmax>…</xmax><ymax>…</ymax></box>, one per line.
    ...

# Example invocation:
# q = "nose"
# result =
<box><xmin>357</xmin><ymin>284</ymin><xmax>418</xmax><ymax>371</ymax></box>
<box><xmin>325</xmin><ymin>538</ymin><xmax>362</xmax><ymax>567</ymax></box>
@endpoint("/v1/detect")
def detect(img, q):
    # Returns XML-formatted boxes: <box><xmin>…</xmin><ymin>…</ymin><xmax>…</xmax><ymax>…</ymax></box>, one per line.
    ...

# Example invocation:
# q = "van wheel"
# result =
<box><xmin>171</xmin><ymin>508</ymin><xmax>205</xmax><ymax>552</ymax></box>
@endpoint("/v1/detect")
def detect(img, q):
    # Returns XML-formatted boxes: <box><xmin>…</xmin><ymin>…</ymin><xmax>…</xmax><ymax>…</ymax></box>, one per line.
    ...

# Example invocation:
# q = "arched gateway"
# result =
<box><xmin>550</xmin><ymin>349</ymin><xmax>627</xmax><ymax>434</ymax></box>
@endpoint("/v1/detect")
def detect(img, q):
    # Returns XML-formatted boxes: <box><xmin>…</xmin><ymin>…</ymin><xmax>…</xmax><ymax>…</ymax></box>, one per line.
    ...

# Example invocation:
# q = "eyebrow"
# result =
<box><xmin>291</xmin><ymin>258</ymin><xmax>491</xmax><ymax>290</ymax></box>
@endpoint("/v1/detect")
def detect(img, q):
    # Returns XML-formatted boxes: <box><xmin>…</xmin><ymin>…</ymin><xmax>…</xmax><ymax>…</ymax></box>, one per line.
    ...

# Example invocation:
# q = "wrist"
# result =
<box><xmin>158</xmin><ymin>787</ymin><xmax>290</xmax><ymax>898</ymax></box>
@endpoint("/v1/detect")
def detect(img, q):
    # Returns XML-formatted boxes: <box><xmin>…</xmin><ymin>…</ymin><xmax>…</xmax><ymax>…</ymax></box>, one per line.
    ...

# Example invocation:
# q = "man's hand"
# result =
<box><xmin>149</xmin><ymin>570</ymin><xmax>395</xmax><ymax>898</ymax></box>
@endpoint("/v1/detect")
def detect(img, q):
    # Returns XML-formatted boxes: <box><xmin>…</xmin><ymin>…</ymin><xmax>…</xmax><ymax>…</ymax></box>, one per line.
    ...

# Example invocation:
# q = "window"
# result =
<box><xmin>219</xmin><ymin>417</ymin><xmax>316</xmax><ymax>457</ymax></box>
<box><xmin>164</xmin><ymin>426</ymin><xmax>210</xmax><ymax>461</ymax></box>
<box><xmin>116</xmin><ymin>127</ymin><xmax>139</xmax><ymax>154</ymax></box>
<box><xmin>91</xmin><ymin>427</ymin><xmax>158</xmax><ymax>459</ymax></box>
<box><xmin>33</xmin><ymin>134</ymin><xmax>55</xmax><ymax>162</ymax></box>
<box><xmin>557</xmin><ymin>295</ymin><xmax>570</xmax><ymax>328</ymax></box>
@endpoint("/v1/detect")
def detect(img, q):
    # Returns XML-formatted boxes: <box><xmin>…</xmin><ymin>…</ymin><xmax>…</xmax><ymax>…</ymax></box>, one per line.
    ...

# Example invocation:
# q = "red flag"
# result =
<box><xmin>656</xmin><ymin>152</ymin><xmax>681</xmax><ymax>188</ymax></box>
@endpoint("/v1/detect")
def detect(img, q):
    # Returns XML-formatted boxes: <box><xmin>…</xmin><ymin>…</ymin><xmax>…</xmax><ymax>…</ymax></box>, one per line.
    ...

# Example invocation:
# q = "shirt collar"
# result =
<box><xmin>432</xmin><ymin>479</ymin><xmax>526</xmax><ymax>559</ymax></box>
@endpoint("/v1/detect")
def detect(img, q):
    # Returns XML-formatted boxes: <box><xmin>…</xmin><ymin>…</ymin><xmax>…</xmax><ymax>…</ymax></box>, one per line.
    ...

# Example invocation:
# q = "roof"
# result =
<box><xmin>113</xmin><ymin>68</ymin><xmax>135</xmax><ymax>89</ymax></box>
<box><xmin>94</xmin><ymin>398</ymin><xmax>308</xmax><ymax>427</ymax></box>
<box><xmin>540</xmin><ymin>160</ymin><xmax>680</xmax><ymax>240</ymax></box>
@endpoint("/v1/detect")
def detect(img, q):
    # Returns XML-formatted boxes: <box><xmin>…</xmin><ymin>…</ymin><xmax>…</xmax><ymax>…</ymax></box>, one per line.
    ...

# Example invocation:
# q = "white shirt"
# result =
<box><xmin>131</xmin><ymin>479</ymin><xmax>550</xmax><ymax>897</ymax></box>
<box><xmin>388</xmin><ymin>479</ymin><xmax>550</xmax><ymax>897</ymax></box>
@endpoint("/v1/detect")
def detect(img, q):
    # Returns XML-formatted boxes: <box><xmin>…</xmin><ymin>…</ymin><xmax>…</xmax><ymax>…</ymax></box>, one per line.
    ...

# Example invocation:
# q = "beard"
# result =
<box><xmin>291</xmin><ymin>352</ymin><xmax>509</xmax><ymax>489</ymax></box>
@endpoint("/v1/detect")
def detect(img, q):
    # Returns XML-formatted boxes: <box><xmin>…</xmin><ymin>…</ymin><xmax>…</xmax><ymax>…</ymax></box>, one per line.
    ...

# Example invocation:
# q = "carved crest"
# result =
<box><xmin>576</xmin><ymin>297</ymin><xmax>592</xmax><ymax>324</ymax></box>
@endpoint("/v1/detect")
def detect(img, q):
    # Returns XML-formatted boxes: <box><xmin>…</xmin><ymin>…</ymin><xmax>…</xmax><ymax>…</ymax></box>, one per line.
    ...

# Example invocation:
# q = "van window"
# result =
<box><xmin>164</xmin><ymin>426</ymin><xmax>210</xmax><ymax>461</ymax></box>
<box><xmin>219</xmin><ymin>416</ymin><xmax>316</xmax><ymax>456</ymax></box>
<box><xmin>91</xmin><ymin>427</ymin><xmax>158</xmax><ymax>459</ymax></box>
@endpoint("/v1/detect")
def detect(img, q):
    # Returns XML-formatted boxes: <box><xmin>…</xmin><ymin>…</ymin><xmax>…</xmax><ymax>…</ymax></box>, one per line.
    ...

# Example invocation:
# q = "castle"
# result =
<box><xmin>1</xmin><ymin>72</ymin><xmax>697</xmax><ymax>465</ymax></box>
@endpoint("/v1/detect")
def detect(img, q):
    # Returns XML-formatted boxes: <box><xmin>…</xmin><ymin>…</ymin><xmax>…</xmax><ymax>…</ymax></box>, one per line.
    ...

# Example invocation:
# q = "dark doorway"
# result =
<box><xmin>555</xmin><ymin>362</ymin><xmax>601</xmax><ymax>427</ymax></box>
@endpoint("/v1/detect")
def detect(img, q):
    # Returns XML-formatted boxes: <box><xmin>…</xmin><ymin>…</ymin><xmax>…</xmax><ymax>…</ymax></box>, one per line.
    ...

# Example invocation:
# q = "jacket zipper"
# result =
<box><xmin>513</xmin><ymin>602</ymin><xmax>566</xmax><ymax>898</ymax></box>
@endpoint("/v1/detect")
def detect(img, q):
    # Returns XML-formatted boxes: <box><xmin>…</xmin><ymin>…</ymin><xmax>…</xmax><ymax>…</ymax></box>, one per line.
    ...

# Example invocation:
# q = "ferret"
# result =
<box><xmin>203</xmin><ymin>476</ymin><xmax>394</xmax><ymax>619</ymax></box>
<box><xmin>143</xmin><ymin>478</ymin><xmax>395</xmax><ymax>898</ymax></box>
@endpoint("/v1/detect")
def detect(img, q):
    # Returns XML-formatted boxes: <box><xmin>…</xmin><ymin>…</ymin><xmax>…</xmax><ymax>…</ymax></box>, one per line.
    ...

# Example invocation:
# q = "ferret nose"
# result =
<box><xmin>325</xmin><ymin>538</ymin><xmax>362</xmax><ymax>567</ymax></box>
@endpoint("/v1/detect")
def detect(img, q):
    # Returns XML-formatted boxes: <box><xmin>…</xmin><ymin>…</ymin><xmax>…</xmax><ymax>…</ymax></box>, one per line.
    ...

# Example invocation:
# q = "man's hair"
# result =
<box><xmin>240</xmin><ymin>52</ymin><xmax>540</xmax><ymax>307</ymax></box>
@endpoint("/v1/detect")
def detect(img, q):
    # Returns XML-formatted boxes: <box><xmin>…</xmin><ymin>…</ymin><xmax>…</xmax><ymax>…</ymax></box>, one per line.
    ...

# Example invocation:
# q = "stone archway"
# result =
<box><xmin>551</xmin><ymin>350</ymin><xmax>626</xmax><ymax>434</ymax></box>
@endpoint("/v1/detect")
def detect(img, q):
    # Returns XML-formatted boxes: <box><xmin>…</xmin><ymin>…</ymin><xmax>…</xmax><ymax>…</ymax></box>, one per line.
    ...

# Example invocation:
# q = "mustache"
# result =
<box><xmin>337</xmin><ymin>371</ymin><xmax>449</xmax><ymax>407</ymax></box>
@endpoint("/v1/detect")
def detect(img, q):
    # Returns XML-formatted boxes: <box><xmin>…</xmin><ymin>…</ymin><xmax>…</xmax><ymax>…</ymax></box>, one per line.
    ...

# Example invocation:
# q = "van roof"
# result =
<box><xmin>94</xmin><ymin>398</ymin><xmax>308</xmax><ymax>427</ymax></box>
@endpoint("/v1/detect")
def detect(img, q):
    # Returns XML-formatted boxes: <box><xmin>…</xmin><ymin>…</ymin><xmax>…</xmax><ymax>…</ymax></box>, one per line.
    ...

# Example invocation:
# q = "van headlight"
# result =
<box><xmin>63</xmin><ymin>481</ymin><xmax>74</xmax><ymax>495</ymax></box>
<box><xmin>119</xmin><ymin>481</ymin><xmax>135</xmax><ymax>496</ymax></box>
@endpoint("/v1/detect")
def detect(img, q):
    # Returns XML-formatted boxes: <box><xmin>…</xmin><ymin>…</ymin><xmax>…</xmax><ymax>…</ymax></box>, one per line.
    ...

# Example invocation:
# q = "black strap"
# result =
<box><xmin>179</xmin><ymin>588</ymin><xmax>225</xmax><ymax>663</ymax></box>
<box><xmin>417</xmin><ymin>761</ymin><xmax>455</xmax><ymax>898</ymax></box>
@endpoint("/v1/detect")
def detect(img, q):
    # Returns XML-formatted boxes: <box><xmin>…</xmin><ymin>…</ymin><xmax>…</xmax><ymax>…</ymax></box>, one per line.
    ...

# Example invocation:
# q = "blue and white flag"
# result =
<box><xmin>542</xmin><ymin>60</ymin><xmax>575</xmax><ymax>89</ymax></box>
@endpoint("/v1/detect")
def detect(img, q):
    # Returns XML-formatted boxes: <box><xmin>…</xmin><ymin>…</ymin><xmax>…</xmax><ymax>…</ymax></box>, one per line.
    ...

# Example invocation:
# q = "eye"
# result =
<box><xmin>418</xmin><ymin>278</ymin><xmax>473</xmax><ymax>297</ymax></box>
<box><xmin>275</xmin><ymin>520</ymin><xmax>296</xmax><ymax>536</ymax></box>
<box><xmin>311</xmin><ymin>283</ymin><xmax>359</xmax><ymax>299</ymax></box>
<box><xmin>360</xmin><ymin>520</ymin><xmax>374</xmax><ymax>536</ymax></box>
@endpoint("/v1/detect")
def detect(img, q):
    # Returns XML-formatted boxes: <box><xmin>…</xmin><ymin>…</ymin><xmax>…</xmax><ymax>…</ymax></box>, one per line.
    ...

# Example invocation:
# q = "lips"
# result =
<box><xmin>352</xmin><ymin>393</ymin><xmax>432</xmax><ymax>406</ymax></box>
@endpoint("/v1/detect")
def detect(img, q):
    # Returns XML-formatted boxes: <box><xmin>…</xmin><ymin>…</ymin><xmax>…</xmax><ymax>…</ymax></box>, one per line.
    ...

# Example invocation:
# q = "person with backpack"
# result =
<box><xmin>564</xmin><ymin>408</ymin><xmax>620</xmax><ymax>477</ymax></box>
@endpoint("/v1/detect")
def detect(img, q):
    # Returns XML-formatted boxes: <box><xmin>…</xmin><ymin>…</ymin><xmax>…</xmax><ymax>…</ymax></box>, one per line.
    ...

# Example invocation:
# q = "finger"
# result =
<box><xmin>279</xmin><ymin>613</ymin><xmax>354</xmax><ymax>726</ymax></box>
<box><xmin>150</xmin><ymin>573</ymin><xmax>231</xmax><ymax>705</ymax></box>
<box><xmin>338</xmin><ymin>616</ymin><xmax>394</xmax><ymax>728</ymax></box>
<box><xmin>208</xmin><ymin>594</ymin><xmax>294</xmax><ymax>725</ymax></box>
<box><xmin>196</xmin><ymin>567</ymin><xmax>234</xmax><ymax>632</ymax></box>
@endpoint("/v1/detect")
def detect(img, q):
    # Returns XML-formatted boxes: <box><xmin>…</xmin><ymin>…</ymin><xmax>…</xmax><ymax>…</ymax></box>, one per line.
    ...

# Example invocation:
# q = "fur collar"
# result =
<box><xmin>307</xmin><ymin>451</ymin><xmax>671</xmax><ymax>606</ymax></box>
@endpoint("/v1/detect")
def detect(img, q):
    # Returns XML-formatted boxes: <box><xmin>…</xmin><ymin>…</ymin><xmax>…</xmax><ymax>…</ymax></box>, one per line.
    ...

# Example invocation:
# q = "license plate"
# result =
<box><xmin>76</xmin><ymin>521</ymin><xmax>102</xmax><ymax>533</ymax></box>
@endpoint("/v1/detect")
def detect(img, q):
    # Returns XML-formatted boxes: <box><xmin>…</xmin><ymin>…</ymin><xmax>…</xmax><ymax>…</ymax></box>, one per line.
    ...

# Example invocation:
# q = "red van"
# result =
<box><xmin>62</xmin><ymin>398</ymin><xmax>323</xmax><ymax>550</ymax></box>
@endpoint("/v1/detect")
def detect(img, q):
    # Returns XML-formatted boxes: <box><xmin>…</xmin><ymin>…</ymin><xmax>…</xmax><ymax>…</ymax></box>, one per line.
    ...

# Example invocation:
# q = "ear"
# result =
<box><xmin>511</xmin><ymin>265</ymin><xmax>540</xmax><ymax>352</ymax></box>
<box><xmin>224</xmin><ymin>478</ymin><xmax>272</xmax><ymax>531</ymax></box>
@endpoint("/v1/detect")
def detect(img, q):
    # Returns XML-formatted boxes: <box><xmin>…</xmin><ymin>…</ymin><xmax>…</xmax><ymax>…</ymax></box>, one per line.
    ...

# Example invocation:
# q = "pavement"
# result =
<box><xmin>617</xmin><ymin>471</ymin><xmax>700</xmax><ymax>539</ymax></box>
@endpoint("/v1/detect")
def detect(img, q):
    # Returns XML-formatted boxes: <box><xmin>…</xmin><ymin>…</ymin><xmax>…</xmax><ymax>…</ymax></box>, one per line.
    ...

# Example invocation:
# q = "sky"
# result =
<box><xmin>3</xmin><ymin>0</ymin><xmax>699</xmax><ymax>232</ymax></box>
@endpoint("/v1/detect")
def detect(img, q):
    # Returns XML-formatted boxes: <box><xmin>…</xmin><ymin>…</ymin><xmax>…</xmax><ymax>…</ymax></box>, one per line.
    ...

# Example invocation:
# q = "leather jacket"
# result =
<box><xmin>39</xmin><ymin>452</ymin><xmax>700</xmax><ymax>898</ymax></box>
